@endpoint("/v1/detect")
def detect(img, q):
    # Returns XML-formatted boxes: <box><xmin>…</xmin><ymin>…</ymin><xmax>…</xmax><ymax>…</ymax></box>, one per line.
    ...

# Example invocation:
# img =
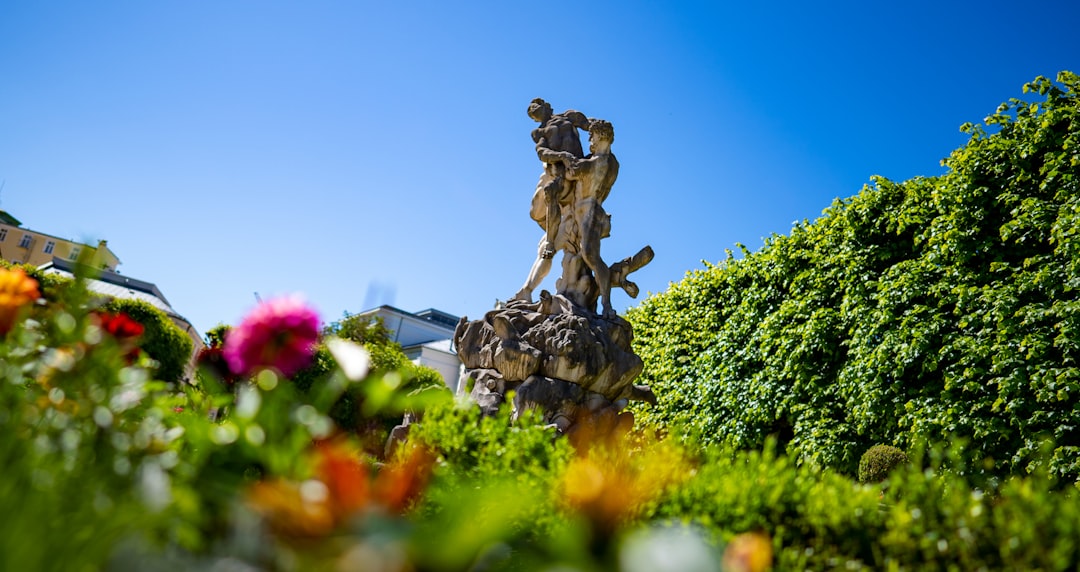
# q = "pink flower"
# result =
<box><xmin>224</xmin><ymin>296</ymin><xmax>320</xmax><ymax>377</ymax></box>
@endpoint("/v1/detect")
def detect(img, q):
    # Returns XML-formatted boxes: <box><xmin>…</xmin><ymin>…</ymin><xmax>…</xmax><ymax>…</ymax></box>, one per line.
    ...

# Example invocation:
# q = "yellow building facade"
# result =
<box><xmin>0</xmin><ymin>210</ymin><xmax>120</xmax><ymax>270</ymax></box>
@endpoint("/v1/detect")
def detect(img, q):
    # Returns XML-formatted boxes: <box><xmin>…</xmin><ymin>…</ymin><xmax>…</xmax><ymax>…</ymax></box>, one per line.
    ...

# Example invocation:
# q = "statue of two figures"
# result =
<box><xmin>454</xmin><ymin>99</ymin><xmax>656</xmax><ymax>439</ymax></box>
<box><xmin>513</xmin><ymin>98</ymin><xmax>653</xmax><ymax>318</ymax></box>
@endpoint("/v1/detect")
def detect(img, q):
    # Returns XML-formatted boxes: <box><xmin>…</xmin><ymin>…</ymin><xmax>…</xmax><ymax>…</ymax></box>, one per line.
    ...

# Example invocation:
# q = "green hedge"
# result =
<box><xmin>627</xmin><ymin>72</ymin><xmax>1080</xmax><ymax>480</ymax></box>
<box><xmin>104</xmin><ymin>297</ymin><xmax>194</xmax><ymax>383</ymax></box>
<box><xmin>646</xmin><ymin>440</ymin><xmax>1080</xmax><ymax>570</ymax></box>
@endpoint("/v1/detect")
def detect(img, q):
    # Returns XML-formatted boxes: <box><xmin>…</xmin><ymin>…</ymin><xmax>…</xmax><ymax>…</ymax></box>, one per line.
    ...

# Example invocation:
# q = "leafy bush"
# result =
<box><xmin>0</xmin><ymin>260</ymin><xmax>194</xmax><ymax>384</ymax></box>
<box><xmin>0</xmin><ymin>258</ymin><xmax>72</xmax><ymax>297</ymax></box>
<box><xmin>858</xmin><ymin>444</ymin><xmax>909</xmax><ymax>483</ymax></box>
<box><xmin>287</xmin><ymin>313</ymin><xmax>449</xmax><ymax>451</ymax></box>
<box><xmin>628</xmin><ymin>72</ymin><xmax>1080</xmax><ymax>479</ymax></box>
<box><xmin>647</xmin><ymin>438</ymin><xmax>1080</xmax><ymax>570</ymax></box>
<box><xmin>103</xmin><ymin>297</ymin><xmax>194</xmax><ymax>383</ymax></box>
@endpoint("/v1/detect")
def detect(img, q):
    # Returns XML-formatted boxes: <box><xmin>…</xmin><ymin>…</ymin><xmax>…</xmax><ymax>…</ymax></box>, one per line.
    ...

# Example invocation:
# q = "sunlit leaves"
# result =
<box><xmin>629</xmin><ymin>72</ymin><xmax>1080</xmax><ymax>479</ymax></box>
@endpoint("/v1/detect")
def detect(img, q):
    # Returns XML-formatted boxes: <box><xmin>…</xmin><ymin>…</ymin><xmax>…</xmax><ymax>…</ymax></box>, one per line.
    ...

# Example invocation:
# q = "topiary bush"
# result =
<box><xmin>858</xmin><ymin>444</ymin><xmax>908</xmax><ymax>483</ymax></box>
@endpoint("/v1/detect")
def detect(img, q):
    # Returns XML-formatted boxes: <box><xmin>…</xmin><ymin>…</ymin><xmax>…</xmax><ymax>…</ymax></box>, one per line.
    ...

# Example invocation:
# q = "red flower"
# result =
<box><xmin>95</xmin><ymin>311</ymin><xmax>145</xmax><ymax>340</ymax></box>
<box><xmin>93</xmin><ymin>311</ymin><xmax>144</xmax><ymax>361</ymax></box>
<box><xmin>196</xmin><ymin>345</ymin><xmax>242</xmax><ymax>386</ymax></box>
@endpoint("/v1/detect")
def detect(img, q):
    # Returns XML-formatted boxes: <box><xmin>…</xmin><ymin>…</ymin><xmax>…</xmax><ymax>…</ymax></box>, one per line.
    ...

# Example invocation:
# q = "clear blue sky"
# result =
<box><xmin>2</xmin><ymin>1</ymin><xmax>1077</xmax><ymax>335</ymax></box>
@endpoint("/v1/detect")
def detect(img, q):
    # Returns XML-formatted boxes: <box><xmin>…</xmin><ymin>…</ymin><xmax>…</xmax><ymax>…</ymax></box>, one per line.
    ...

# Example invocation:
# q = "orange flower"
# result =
<box><xmin>314</xmin><ymin>439</ymin><xmax>370</xmax><ymax>518</ymax></box>
<box><xmin>247</xmin><ymin>479</ymin><xmax>336</xmax><ymax>539</ymax></box>
<box><xmin>0</xmin><ymin>267</ymin><xmax>40</xmax><ymax>335</ymax></box>
<box><xmin>250</xmin><ymin>440</ymin><xmax>436</xmax><ymax>541</ymax></box>
<box><xmin>373</xmin><ymin>444</ymin><xmax>436</xmax><ymax>514</ymax></box>
<box><xmin>722</xmin><ymin>532</ymin><xmax>773</xmax><ymax>572</ymax></box>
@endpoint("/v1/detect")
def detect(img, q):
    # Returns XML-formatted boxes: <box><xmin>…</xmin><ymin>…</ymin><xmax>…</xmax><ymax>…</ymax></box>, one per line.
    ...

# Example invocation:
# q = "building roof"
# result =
<box><xmin>0</xmin><ymin>211</ymin><xmax>22</xmax><ymax>226</ymax></box>
<box><xmin>403</xmin><ymin>338</ymin><xmax>455</xmax><ymax>354</ymax></box>
<box><xmin>356</xmin><ymin>305</ymin><xmax>460</xmax><ymax>350</ymax></box>
<box><xmin>413</xmin><ymin>308</ymin><xmax>461</xmax><ymax>329</ymax></box>
<box><xmin>38</xmin><ymin>257</ymin><xmax>177</xmax><ymax>318</ymax></box>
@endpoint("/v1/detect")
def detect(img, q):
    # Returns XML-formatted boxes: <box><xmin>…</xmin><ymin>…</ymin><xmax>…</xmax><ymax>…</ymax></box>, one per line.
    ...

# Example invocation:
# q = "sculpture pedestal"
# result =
<box><xmin>455</xmin><ymin>291</ymin><xmax>655</xmax><ymax>438</ymax></box>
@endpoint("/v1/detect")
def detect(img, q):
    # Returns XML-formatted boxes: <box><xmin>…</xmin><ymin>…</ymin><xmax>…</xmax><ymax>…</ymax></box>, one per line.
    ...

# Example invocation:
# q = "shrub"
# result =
<box><xmin>103</xmin><ymin>297</ymin><xmax>194</xmax><ymax>383</ymax></box>
<box><xmin>627</xmin><ymin>72</ymin><xmax>1080</xmax><ymax>479</ymax></box>
<box><xmin>289</xmin><ymin>313</ymin><xmax>450</xmax><ymax>450</ymax></box>
<box><xmin>858</xmin><ymin>444</ymin><xmax>909</xmax><ymax>483</ymax></box>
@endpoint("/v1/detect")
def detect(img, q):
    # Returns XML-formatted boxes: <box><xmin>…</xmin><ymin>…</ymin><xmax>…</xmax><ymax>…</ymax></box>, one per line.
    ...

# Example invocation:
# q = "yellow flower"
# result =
<box><xmin>561</xmin><ymin>434</ymin><xmax>690</xmax><ymax>536</ymax></box>
<box><xmin>0</xmin><ymin>267</ymin><xmax>40</xmax><ymax>335</ymax></box>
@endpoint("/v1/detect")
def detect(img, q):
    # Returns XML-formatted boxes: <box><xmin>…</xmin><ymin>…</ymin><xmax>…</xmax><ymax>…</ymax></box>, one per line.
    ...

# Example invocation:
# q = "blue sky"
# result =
<box><xmin>2</xmin><ymin>1</ymin><xmax>1077</xmax><ymax>335</ymax></box>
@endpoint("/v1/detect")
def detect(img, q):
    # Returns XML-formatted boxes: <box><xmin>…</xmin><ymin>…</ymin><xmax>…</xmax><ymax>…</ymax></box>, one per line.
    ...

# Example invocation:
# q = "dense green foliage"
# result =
<box><xmin>103</xmin><ymin>297</ymin><xmax>194</xmax><ymax>383</ymax></box>
<box><xmin>647</xmin><ymin>441</ymin><xmax>1080</xmax><ymax>570</ymax></box>
<box><xmin>628</xmin><ymin>72</ymin><xmax>1080</xmax><ymax>479</ymax></box>
<box><xmin>0</xmin><ymin>259</ymin><xmax>194</xmax><ymax>383</ymax></box>
<box><xmin>287</xmin><ymin>312</ymin><xmax>447</xmax><ymax>445</ymax></box>
<box><xmin>0</xmin><ymin>258</ymin><xmax>73</xmax><ymax>296</ymax></box>
<box><xmin>858</xmin><ymin>444</ymin><xmax>909</xmax><ymax>483</ymax></box>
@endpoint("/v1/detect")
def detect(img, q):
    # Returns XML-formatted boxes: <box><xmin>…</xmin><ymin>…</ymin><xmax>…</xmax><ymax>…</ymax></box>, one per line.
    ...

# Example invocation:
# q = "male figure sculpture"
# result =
<box><xmin>563</xmin><ymin>120</ymin><xmax>618</xmax><ymax>317</ymax></box>
<box><xmin>513</xmin><ymin>98</ymin><xmax>591</xmax><ymax>303</ymax></box>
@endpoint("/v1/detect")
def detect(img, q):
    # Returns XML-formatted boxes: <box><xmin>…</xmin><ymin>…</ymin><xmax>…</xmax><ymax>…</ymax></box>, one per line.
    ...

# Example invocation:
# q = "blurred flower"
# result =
<box><xmin>373</xmin><ymin>444</ymin><xmax>436</xmax><ymax>514</ymax></box>
<box><xmin>326</xmin><ymin>337</ymin><xmax>371</xmax><ymax>381</ymax></box>
<box><xmin>721</xmin><ymin>532</ymin><xmax>773</xmax><ymax>572</ymax></box>
<box><xmin>249</xmin><ymin>440</ymin><xmax>436</xmax><ymax>542</ymax></box>
<box><xmin>95</xmin><ymin>311</ymin><xmax>144</xmax><ymax>340</ymax></box>
<box><xmin>247</xmin><ymin>479</ymin><xmax>336</xmax><ymax>539</ymax></box>
<box><xmin>561</xmin><ymin>436</ymin><xmax>690</xmax><ymax>537</ymax></box>
<box><xmin>196</xmin><ymin>345</ymin><xmax>241</xmax><ymax>387</ymax></box>
<box><xmin>0</xmin><ymin>267</ymin><xmax>40</xmax><ymax>335</ymax></box>
<box><xmin>93</xmin><ymin>311</ymin><xmax>144</xmax><ymax>361</ymax></box>
<box><xmin>224</xmin><ymin>295</ymin><xmax>320</xmax><ymax>377</ymax></box>
<box><xmin>314</xmin><ymin>439</ymin><xmax>370</xmax><ymax>518</ymax></box>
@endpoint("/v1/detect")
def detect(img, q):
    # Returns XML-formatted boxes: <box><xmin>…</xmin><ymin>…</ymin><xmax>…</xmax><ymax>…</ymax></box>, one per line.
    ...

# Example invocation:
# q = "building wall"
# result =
<box><xmin>403</xmin><ymin>344</ymin><xmax>465</xmax><ymax>394</ymax></box>
<box><xmin>0</xmin><ymin>223</ymin><xmax>119</xmax><ymax>270</ymax></box>
<box><xmin>366</xmin><ymin>307</ymin><xmax>457</xmax><ymax>348</ymax></box>
<box><xmin>358</xmin><ymin>306</ymin><xmax>465</xmax><ymax>392</ymax></box>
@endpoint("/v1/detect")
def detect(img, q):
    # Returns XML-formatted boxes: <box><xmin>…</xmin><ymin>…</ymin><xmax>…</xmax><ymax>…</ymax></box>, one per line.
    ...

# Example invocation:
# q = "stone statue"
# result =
<box><xmin>513</xmin><ymin>98</ymin><xmax>591</xmax><ymax>304</ymax></box>
<box><xmin>563</xmin><ymin>119</ymin><xmax>619</xmax><ymax>317</ymax></box>
<box><xmin>455</xmin><ymin>99</ymin><xmax>655</xmax><ymax>440</ymax></box>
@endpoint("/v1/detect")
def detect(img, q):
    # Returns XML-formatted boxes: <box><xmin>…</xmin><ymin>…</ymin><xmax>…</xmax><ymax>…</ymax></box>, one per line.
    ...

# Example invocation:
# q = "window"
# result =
<box><xmin>68</xmin><ymin>246</ymin><xmax>81</xmax><ymax>260</ymax></box>
<box><xmin>44</xmin><ymin>241</ymin><xmax>55</xmax><ymax>254</ymax></box>
<box><xmin>18</xmin><ymin>234</ymin><xmax>32</xmax><ymax>248</ymax></box>
<box><xmin>0</xmin><ymin>228</ymin><xmax>6</xmax><ymax>241</ymax></box>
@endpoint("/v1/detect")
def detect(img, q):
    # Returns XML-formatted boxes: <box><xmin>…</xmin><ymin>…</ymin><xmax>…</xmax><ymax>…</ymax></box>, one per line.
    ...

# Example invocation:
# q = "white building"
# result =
<box><xmin>354</xmin><ymin>306</ymin><xmax>465</xmax><ymax>393</ymax></box>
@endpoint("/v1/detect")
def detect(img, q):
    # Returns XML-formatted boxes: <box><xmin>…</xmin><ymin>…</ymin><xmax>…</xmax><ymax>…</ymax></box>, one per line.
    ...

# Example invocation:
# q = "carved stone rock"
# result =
<box><xmin>457</xmin><ymin>292</ymin><xmax>653</xmax><ymax>437</ymax></box>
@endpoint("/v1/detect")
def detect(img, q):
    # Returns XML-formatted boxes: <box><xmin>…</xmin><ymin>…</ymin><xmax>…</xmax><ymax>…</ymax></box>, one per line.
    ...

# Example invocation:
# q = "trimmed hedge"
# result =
<box><xmin>627</xmin><ymin>72</ymin><xmax>1080</xmax><ymax>480</ymax></box>
<box><xmin>103</xmin><ymin>297</ymin><xmax>194</xmax><ymax>383</ymax></box>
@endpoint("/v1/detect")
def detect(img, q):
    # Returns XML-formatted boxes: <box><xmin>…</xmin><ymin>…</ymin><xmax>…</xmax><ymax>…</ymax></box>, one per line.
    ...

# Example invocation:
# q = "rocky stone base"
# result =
<box><xmin>455</xmin><ymin>291</ymin><xmax>655</xmax><ymax>437</ymax></box>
